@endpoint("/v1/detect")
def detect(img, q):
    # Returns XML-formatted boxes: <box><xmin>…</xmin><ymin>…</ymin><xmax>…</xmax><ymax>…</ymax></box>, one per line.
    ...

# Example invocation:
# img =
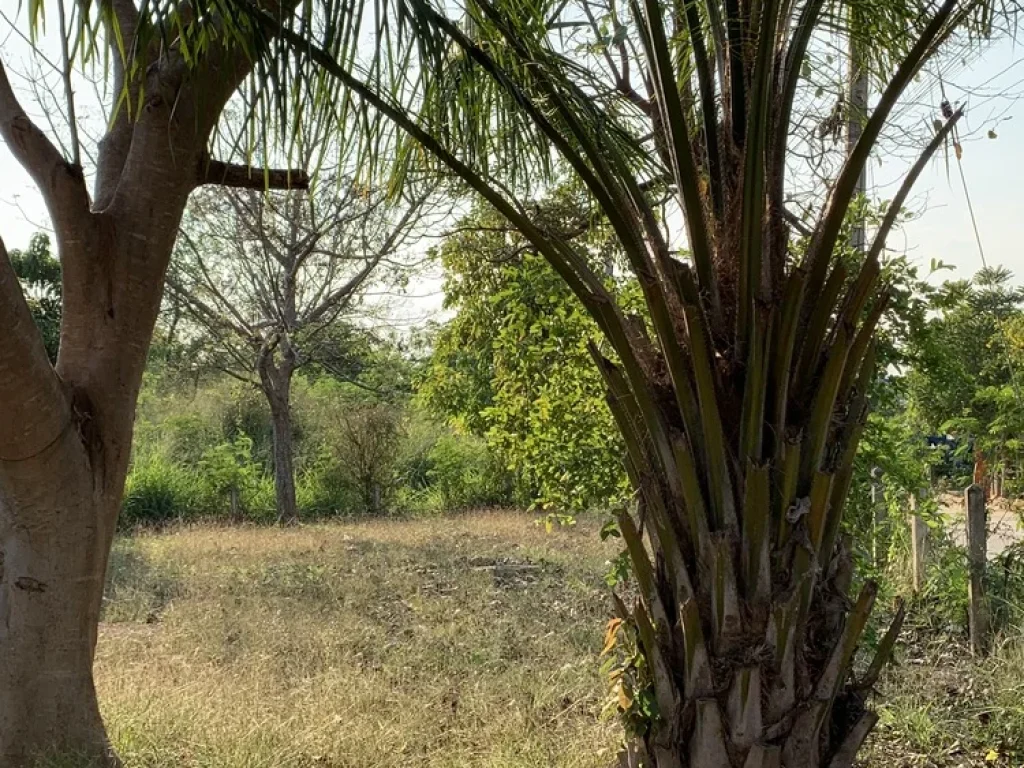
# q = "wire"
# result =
<box><xmin>939</xmin><ymin>76</ymin><xmax>988</xmax><ymax>269</ymax></box>
<box><xmin>954</xmin><ymin>152</ymin><xmax>988</xmax><ymax>270</ymax></box>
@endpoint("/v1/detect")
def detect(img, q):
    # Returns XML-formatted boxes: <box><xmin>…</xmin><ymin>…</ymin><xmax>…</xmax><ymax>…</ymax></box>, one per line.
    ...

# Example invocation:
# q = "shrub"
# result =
<box><xmin>121</xmin><ymin>457</ymin><xmax>198</xmax><ymax>528</ymax></box>
<box><xmin>395</xmin><ymin>414</ymin><xmax>514</xmax><ymax>514</ymax></box>
<box><xmin>426</xmin><ymin>432</ymin><xmax>511</xmax><ymax>510</ymax></box>
<box><xmin>161</xmin><ymin>412</ymin><xmax>220</xmax><ymax>467</ymax></box>
<box><xmin>333</xmin><ymin>403</ymin><xmax>404</xmax><ymax>514</ymax></box>
<box><xmin>196</xmin><ymin>434</ymin><xmax>265</xmax><ymax>521</ymax></box>
<box><xmin>987</xmin><ymin>540</ymin><xmax>1024</xmax><ymax>632</ymax></box>
<box><xmin>296</xmin><ymin>456</ymin><xmax>359</xmax><ymax>518</ymax></box>
<box><xmin>125</xmin><ymin>372</ymin><xmax>518</xmax><ymax>524</ymax></box>
<box><xmin>239</xmin><ymin>474</ymin><xmax>278</xmax><ymax>523</ymax></box>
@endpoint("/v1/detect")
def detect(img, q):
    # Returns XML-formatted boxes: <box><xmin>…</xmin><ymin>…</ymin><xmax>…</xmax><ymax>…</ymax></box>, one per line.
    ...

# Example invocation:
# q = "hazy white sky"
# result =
<box><xmin>2</xmin><ymin>20</ymin><xmax>1024</xmax><ymax>308</ymax></box>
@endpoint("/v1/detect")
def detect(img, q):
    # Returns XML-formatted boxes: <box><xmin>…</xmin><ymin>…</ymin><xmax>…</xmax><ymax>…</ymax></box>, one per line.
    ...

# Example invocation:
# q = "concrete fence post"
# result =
<box><xmin>965</xmin><ymin>483</ymin><xmax>989</xmax><ymax>654</ymax></box>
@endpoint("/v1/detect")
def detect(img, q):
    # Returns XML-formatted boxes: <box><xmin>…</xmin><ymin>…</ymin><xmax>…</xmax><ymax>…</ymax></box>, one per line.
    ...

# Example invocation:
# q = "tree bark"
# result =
<box><xmin>1</xmin><ymin>196</ymin><xmax>193</xmax><ymax>765</ymax></box>
<box><xmin>0</xmin><ymin>428</ymin><xmax>119</xmax><ymax>767</ymax></box>
<box><xmin>267</xmin><ymin>384</ymin><xmax>298</xmax><ymax>524</ymax></box>
<box><xmin>259</xmin><ymin>352</ymin><xmax>298</xmax><ymax>524</ymax></box>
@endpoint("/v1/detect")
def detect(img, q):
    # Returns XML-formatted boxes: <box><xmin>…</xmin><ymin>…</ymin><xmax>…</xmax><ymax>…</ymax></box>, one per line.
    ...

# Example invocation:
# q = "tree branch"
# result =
<box><xmin>108</xmin><ymin>0</ymin><xmax>142</xmax><ymax>47</ymax></box>
<box><xmin>95</xmin><ymin>0</ymin><xmax>144</xmax><ymax>208</ymax></box>
<box><xmin>165</xmin><ymin>273</ymin><xmax>255</xmax><ymax>342</ymax></box>
<box><xmin>867</xmin><ymin>109</ymin><xmax>964</xmax><ymax>262</ymax></box>
<box><xmin>0</xmin><ymin>56</ymin><xmax>92</xmax><ymax>234</ymax></box>
<box><xmin>0</xmin><ymin>236</ymin><xmax>71</xmax><ymax>463</ymax></box>
<box><xmin>802</xmin><ymin>0</ymin><xmax>961</xmax><ymax>297</ymax></box>
<box><xmin>198</xmin><ymin>157</ymin><xmax>310</xmax><ymax>190</ymax></box>
<box><xmin>783</xmin><ymin>207</ymin><xmax>814</xmax><ymax>237</ymax></box>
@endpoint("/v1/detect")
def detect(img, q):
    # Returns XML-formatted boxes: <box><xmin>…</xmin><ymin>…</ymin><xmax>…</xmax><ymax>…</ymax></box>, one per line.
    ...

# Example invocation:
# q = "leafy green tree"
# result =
<box><xmin>910</xmin><ymin>268</ymin><xmax>1022</xmax><ymax>424</ymax></box>
<box><xmin>8</xmin><ymin>233</ymin><xmax>61</xmax><ymax>362</ymax></box>
<box><xmin>421</xmin><ymin>196</ymin><xmax>629</xmax><ymax>511</ymax></box>
<box><xmin>909</xmin><ymin>267</ymin><xmax>1024</xmax><ymax>487</ymax></box>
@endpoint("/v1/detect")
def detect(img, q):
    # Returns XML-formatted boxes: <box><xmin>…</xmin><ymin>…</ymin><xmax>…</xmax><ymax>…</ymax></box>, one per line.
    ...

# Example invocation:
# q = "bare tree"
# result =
<box><xmin>167</xmin><ymin>179</ymin><xmax>433</xmax><ymax>522</ymax></box>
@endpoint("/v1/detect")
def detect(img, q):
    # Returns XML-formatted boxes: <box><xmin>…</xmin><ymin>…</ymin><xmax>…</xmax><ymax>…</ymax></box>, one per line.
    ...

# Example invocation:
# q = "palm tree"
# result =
<box><xmin>244</xmin><ymin>0</ymin><xmax>986</xmax><ymax>762</ymax></box>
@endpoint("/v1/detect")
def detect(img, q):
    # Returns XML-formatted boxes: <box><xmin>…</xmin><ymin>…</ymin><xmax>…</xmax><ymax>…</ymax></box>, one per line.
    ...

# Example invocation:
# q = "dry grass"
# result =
<box><xmin>861</xmin><ymin>626</ymin><xmax>1024</xmax><ymax>767</ymax></box>
<box><xmin>89</xmin><ymin>511</ymin><xmax>1024</xmax><ymax>767</ymax></box>
<box><xmin>95</xmin><ymin>512</ymin><xmax>621</xmax><ymax>768</ymax></box>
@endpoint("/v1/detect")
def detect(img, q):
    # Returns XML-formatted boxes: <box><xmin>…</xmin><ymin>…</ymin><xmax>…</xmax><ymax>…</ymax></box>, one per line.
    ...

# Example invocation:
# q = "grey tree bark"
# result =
<box><xmin>259</xmin><ymin>345</ymin><xmax>299</xmax><ymax>524</ymax></box>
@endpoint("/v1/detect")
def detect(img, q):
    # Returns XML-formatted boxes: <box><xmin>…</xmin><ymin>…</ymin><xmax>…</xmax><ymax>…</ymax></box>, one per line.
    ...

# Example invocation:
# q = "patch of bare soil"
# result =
<box><xmin>937</xmin><ymin>493</ymin><xmax>1023</xmax><ymax>559</ymax></box>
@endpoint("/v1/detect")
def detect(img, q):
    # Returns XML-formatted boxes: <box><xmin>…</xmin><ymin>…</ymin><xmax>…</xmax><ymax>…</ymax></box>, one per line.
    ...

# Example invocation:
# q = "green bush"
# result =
<box><xmin>427</xmin><ymin>432</ymin><xmax>511</xmax><ymax>509</ymax></box>
<box><xmin>162</xmin><ymin>412</ymin><xmax>220</xmax><ymax>467</ymax></box>
<box><xmin>123</xmin><ymin>372</ymin><xmax>516</xmax><ymax>525</ymax></box>
<box><xmin>296</xmin><ymin>456</ymin><xmax>359</xmax><ymax>518</ymax></box>
<box><xmin>240</xmin><ymin>474</ymin><xmax>278</xmax><ymax>523</ymax></box>
<box><xmin>195</xmin><ymin>434</ymin><xmax>262</xmax><ymax>517</ymax></box>
<box><xmin>332</xmin><ymin>402</ymin><xmax>404</xmax><ymax>514</ymax></box>
<box><xmin>987</xmin><ymin>540</ymin><xmax>1024</xmax><ymax>632</ymax></box>
<box><xmin>396</xmin><ymin>415</ymin><xmax>514</xmax><ymax>514</ymax></box>
<box><xmin>121</xmin><ymin>457</ymin><xmax>199</xmax><ymax>528</ymax></box>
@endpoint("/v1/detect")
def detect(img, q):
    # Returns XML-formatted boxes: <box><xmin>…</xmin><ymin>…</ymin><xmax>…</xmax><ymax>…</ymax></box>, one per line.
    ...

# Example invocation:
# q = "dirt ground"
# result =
<box><xmin>937</xmin><ymin>492</ymin><xmax>1023</xmax><ymax>559</ymax></box>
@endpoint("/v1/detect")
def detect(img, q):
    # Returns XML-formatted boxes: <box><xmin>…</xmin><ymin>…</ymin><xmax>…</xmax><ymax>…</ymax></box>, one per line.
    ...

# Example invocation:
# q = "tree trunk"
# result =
<box><xmin>0</xmin><ymin>426</ymin><xmax>120</xmax><ymax>767</ymax></box>
<box><xmin>260</xmin><ymin>357</ymin><xmax>298</xmax><ymax>524</ymax></box>
<box><xmin>0</xmin><ymin>8</ymin><xmax>302</xmax><ymax>761</ymax></box>
<box><xmin>268</xmin><ymin>386</ymin><xmax>298</xmax><ymax>524</ymax></box>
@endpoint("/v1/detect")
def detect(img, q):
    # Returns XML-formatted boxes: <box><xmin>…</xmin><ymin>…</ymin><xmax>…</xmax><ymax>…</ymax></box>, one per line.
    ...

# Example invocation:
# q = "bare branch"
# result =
<box><xmin>783</xmin><ymin>208</ymin><xmax>814</xmax><ymax>237</ymax></box>
<box><xmin>56</xmin><ymin>0</ymin><xmax>81</xmax><ymax>168</ymax></box>
<box><xmin>867</xmin><ymin>108</ymin><xmax>965</xmax><ymax>262</ymax></box>
<box><xmin>0</xmin><ymin>236</ymin><xmax>71</xmax><ymax>463</ymax></box>
<box><xmin>167</xmin><ymin>280</ymin><xmax>254</xmax><ymax>345</ymax></box>
<box><xmin>0</xmin><ymin>57</ymin><xmax>91</xmax><ymax>233</ymax></box>
<box><xmin>198</xmin><ymin>157</ymin><xmax>310</xmax><ymax>191</ymax></box>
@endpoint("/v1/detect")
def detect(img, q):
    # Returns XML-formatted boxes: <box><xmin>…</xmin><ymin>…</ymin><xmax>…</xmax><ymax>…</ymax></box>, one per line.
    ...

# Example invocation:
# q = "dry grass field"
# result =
<box><xmin>76</xmin><ymin>511</ymin><xmax>1024</xmax><ymax>767</ymax></box>
<box><xmin>94</xmin><ymin>512</ymin><xmax>621</xmax><ymax>768</ymax></box>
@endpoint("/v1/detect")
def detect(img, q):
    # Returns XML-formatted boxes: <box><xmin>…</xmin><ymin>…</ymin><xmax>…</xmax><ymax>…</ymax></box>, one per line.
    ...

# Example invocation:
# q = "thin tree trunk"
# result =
<box><xmin>261</xmin><ymin>359</ymin><xmax>298</xmax><ymax>524</ymax></box>
<box><xmin>268</xmin><ymin>388</ymin><xmax>298</xmax><ymax>524</ymax></box>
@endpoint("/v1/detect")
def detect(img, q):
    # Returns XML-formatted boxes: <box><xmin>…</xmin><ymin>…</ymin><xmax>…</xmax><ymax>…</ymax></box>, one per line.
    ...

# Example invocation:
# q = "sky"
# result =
<box><xmin>2</xmin><ymin>17</ymin><xmax>1024</xmax><ymax>312</ymax></box>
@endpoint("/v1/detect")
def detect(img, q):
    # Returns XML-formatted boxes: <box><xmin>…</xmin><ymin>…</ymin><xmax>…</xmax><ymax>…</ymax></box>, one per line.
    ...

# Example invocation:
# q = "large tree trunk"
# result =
<box><xmin>0</xmin><ymin>14</ymin><xmax>297</xmax><ymax>760</ymax></box>
<box><xmin>0</xmin><ymin>194</ymin><xmax>192</xmax><ymax>765</ymax></box>
<box><xmin>264</xmin><ymin>371</ymin><xmax>298</xmax><ymax>524</ymax></box>
<box><xmin>0</xmin><ymin>429</ymin><xmax>119</xmax><ymax>766</ymax></box>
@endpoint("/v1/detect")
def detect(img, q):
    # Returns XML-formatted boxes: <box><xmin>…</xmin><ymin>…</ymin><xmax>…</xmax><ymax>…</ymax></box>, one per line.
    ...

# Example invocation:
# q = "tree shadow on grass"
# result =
<box><xmin>102</xmin><ymin>539</ymin><xmax>183</xmax><ymax>624</ymax></box>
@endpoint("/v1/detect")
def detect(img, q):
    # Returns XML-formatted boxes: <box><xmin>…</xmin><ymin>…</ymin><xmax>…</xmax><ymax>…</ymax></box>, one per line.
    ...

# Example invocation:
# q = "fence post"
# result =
<box><xmin>910</xmin><ymin>493</ymin><xmax>928</xmax><ymax>593</ymax></box>
<box><xmin>965</xmin><ymin>483</ymin><xmax>989</xmax><ymax>654</ymax></box>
